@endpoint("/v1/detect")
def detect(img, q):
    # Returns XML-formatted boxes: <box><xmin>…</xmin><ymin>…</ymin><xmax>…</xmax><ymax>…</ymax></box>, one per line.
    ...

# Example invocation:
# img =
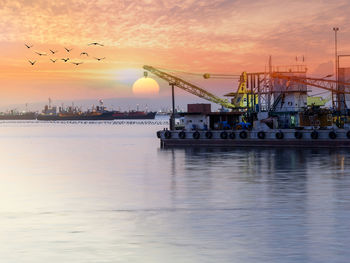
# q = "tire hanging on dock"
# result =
<box><xmin>205</xmin><ymin>131</ymin><xmax>213</xmax><ymax>139</ymax></box>
<box><xmin>257</xmin><ymin>131</ymin><xmax>265</xmax><ymax>139</ymax></box>
<box><xmin>239</xmin><ymin>131</ymin><xmax>248</xmax><ymax>139</ymax></box>
<box><xmin>164</xmin><ymin>130</ymin><xmax>171</xmax><ymax>139</ymax></box>
<box><xmin>294</xmin><ymin>131</ymin><xmax>303</xmax><ymax>139</ymax></box>
<box><xmin>179</xmin><ymin>131</ymin><xmax>186</xmax><ymax>139</ymax></box>
<box><xmin>329</xmin><ymin>131</ymin><xmax>337</xmax><ymax>139</ymax></box>
<box><xmin>276</xmin><ymin>131</ymin><xmax>284</xmax><ymax>139</ymax></box>
<box><xmin>347</xmin><ymin>131</ymin><xmax>350</xmax><ymax>139</ymax></box>
<box><xmin>220</xmin><ymin>131</ymin><xmax>228</xmax><ymax>139</ymax></box>
<box><xmin>311</xmin><ymin>131</ymin><xmax>318</xmax><ymax>139</ymax></box>
<box><xmin>229</xmin><ymin>132</ymin><xmax>235</xmax><ymax>139</ymax></box>
<box><xmin>193</xmin><ymin>131</ymin><xmax>200</xmax><ymax>139</ymax></box>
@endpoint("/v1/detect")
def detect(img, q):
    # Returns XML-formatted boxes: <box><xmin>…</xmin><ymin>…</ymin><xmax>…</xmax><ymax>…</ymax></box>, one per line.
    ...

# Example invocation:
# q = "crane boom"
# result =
<box><xmin>143</xmin><ymin>65</ymin><xmax>236</xmax><ymax>109</ymax></box>
<box><xmin>271</xmin><ymin>73</ymin><xmax>350</xmax><ymax>94</ymax></box>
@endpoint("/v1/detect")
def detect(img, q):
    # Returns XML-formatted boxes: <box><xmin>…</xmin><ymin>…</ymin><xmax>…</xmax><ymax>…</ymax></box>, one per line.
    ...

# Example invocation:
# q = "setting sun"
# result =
<box><xmin>132</xmin><ymin>77</ymin><xmax>160</xmax><ymax>96</ymax></box>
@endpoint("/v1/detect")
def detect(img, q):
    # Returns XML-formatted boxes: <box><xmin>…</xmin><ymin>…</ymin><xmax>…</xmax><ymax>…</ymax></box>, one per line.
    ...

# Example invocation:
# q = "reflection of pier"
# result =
<box><xmin>157</xmin><ymin>146</ymin><xmax>350</xmax><ymax>260</ymax></box>
<box><xmin>161</xmin><ymin>147</ymin><xmax>349</xmax><ymax>183</ymax></box>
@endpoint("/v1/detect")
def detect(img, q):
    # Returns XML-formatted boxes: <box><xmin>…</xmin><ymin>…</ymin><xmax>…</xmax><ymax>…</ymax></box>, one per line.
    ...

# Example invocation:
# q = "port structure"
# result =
<box><xmin>207</xmin><ymin>66</ymin><xmax>350</xmax><ymax>114</ymax></box>
<box><xmin>144</xmin><ymin>64</ymin><xmax>350</xmax><ymax>117</ymax></box>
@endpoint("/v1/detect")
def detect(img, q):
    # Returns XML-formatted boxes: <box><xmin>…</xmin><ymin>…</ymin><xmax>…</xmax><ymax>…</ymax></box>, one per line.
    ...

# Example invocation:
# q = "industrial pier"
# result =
<box><xmin>144</xmin><ymin>61</ymin><xmax>350</xmax><ymax>148</ymax></box>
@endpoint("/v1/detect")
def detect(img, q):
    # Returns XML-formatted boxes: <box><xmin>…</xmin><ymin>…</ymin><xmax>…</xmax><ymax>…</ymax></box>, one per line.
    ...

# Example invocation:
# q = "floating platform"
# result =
<box><xmin>157</xmin><ymin>129</ymin><xmax>350</xmax><ymax>148</ymax></box>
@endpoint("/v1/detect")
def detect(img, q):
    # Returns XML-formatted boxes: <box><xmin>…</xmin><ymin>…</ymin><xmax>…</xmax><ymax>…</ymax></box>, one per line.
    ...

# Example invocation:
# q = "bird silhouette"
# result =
<box><xmin>80</xmin><ymin>52</ymin><xmax>89</xmax><ymax>56</ymax></box>
<box><xmin>35</xmin><ymin>51</ymin><xmax>47</xmax><ymax>56</ymax></box>
<box><xmin>88</xmin><ymin>42</ymin><xmax>104</xmax><ymax>46</ymax></box>
<box><xmin>28</xmin><ymin>60</ymin><xmax>36</xmax><ymax>65</ymax></box>
<box><xmin>64</xmin><ymin>47</ymin><xmax>73</xmax><ymax>52</ymax></box>
<box><xmin>25</xmin><ymin>43</ymin><xmax>33</xmax><ymax>49</ymax></box>
<box><xmin>71</xmin><ymin>62</ymin><xmax>83</xmax><ymax>66</ymax></box>
<box><xmin>49</xmin><ymin>49</ymin><xmax>58</xmax><ymax>54</ymax></box>
<box><xmin>50</xmin><ymin>59</ymin><xmax>57</xmax><ymax>63</ymax></box>
<box><xmin>61</xmin><ymin>58</ymin><xmax>70</xmax><ymax>62</ymax></box>
<box><xmin>94</xmin><ymin>57</ymin><xmax>106</xmax><ymax>61</ymax></box>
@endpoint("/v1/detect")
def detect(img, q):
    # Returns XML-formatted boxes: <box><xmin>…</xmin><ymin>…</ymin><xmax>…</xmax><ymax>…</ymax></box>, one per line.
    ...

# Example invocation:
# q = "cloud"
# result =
<box><xmin>1</xmin><ymin>0</ymin><xmax>350</xmax><ymax>102</ymax></box>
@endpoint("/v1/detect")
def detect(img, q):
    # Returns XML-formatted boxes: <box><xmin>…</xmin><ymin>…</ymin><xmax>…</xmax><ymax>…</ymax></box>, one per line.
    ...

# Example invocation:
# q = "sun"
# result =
<box><xmin>132</xmin><ymin>77</ymin><xmax>160</xmax><ymax>96</ymax></box>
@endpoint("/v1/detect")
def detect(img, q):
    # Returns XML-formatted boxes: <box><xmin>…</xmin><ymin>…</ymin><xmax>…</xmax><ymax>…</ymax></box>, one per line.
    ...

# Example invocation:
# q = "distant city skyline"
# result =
<box><xmin>1</xmin><ymin>0</ymin><xmax>350</xmax><ymax>106</ymax></box>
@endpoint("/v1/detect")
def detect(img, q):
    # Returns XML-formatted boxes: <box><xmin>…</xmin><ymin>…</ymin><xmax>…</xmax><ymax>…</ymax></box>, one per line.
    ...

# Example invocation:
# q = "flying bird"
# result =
<box><xmin>61</xmin><ymin>58</ymin><xmax>70</xmax><ymax>62</ymax></box>
<box><xmin>28</xmin><ymin>60</ymin><xmax>36</xmax><ymax>65</ymax></box>
<box><xmin>71</xmin><ymin>62</ymin><xmax>83</xmax><ymax>66</ymax></box>
<box><xmin>88</xmin><ymin>42</ymin><xmax>104</xmax><ymax>46</ymax></box>
<box><xmin>49</xmin><ymin>49</ymin><xmax>58</xmax><ymax>54</ymax></box>
<box><xmin>80</xmin><ymin>52</ymin><xmax>89</xmax><ymax>56</ymax></box>
<box><xmin>25</xmin><ymin>43</ymin><xmax>33</xmax><ymax>49</ymax></box>
<box><xmin>64</xmin><ymin>47</ymin><xmax>73</xmax><ymax>52</ymax></box>
<box><xmin>50</xmin><ymin>59</ymin><xmax>57</xmax><ymax>63</ymax></box>
<box><xmin>94</xmin><ymin>57</ymin><xmax>106</xmax><ymax>61</ymax></box>
<box><xmin>35</xmin><ymin>51</ymin><xmax>47</xmax><ymax>56</ymax></box>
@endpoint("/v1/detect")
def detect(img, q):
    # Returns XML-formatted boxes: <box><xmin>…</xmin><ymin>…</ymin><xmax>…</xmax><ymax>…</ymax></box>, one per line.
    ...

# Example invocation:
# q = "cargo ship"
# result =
<box><xmin>0</xmin><ymin>111</ymin><xmax>37</xmax><ymax>120</ymax></box>
<box><xmin>37</xmin><ymin>100</ymin><xmax>156</xmax><ymax>120</ymax></box>
<box><xmin>143</xmin><ymin>64</ymin><xmax>350</xmax><ymax>148</ymax></box>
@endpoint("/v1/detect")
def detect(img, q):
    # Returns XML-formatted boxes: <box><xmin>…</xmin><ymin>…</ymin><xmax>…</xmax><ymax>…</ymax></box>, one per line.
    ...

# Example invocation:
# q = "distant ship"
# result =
<box><xmin>0</xmin><ymin>111</ymin><xmax>37</xmax><ymax>120</ymax></box>
<box><xmin>37</xmin><ymin>100</ymin><xmax>156</xmax><ymax>120</ymax></box>
<box><xmin>37</xmin><ymin>111</ymin><xmax>115</xmax><ymax>121</ymax></box>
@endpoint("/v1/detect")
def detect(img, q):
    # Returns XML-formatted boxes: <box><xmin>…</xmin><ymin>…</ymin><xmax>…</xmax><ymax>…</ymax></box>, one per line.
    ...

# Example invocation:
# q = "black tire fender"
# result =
<box><xmin>257</xmin><ymin>131</ymin><xmax>265</xmax><ymax>139</ymax></box>
<box><xmin>311</xmin><ymin>131</ymin><xmax>318</xmax><ymax>139</ymax></box>
<box><xmin>205</xmin><ymin>131</ymin><xmax>213</xmax><ymax>139</ymax></box>
<box><xmin>276</xmin><ymin>131</ymin><xmax>284</xmax><ymax>139</ymax></box>
<box><xmin>329</xmin><ymin>131</ymin><xmax>336</xmax><ymax>139</ymax></box>
<box><xmin>193</xmin><ymin>131</ymin><xmax>200</xmax><ymax>139</ymax></box>
<box><xmin>220</xmin><ymin>131</ymin><xmax>228</xmax><ymax>139</ymax></box>
<box><xmin>239</xmin><ymin>131</ymin><xmax>248</xmax><ymax>139</ymax></box>
<box><xmin>164</xmin><ymin>130</ymin><xmax>171</xmax><ymax>139</ymax></box>
<box><xmin>179</xmin><ymin>131</ymin><xmax>186</xmax><ymax>139</ymax></box>
<box><xmin>294</xmin><ymin>131</ymin><xmax>302</xmax><ymax>139</ymax></box>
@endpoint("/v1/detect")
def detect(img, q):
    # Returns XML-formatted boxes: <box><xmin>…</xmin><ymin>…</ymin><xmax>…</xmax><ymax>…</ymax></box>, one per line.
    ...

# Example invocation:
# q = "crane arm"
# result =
<box><xmin>271</xmin><ymin>73</ymin><xmax>350</xmax><ymax>94</ymax></box>
<box><xmin>143</xmin><ymin>65</ymin><xmax>236</xmax><ymax>109</ymax></box>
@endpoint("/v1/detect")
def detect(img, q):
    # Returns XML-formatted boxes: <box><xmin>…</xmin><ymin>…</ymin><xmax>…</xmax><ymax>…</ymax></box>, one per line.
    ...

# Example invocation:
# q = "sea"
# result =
<box><xmin>0</xmin><ymin>117</ymin><xmax>349</xmax><ymax>263</ymax></box>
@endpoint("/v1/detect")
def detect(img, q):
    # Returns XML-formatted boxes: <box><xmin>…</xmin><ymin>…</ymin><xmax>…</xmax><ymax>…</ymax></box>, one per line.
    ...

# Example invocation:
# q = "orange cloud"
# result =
<box><xmin>0</xmin><ymin>0</ymin><xmax>350</xmax><ymax>106</ymax></box>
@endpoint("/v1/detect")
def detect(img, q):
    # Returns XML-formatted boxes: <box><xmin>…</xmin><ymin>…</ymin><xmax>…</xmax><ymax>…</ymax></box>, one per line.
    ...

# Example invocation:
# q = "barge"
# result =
<box><xmin>157</xmin><ymin>103</ymin><xmax>350</xmax><ymax>148</ymax></box>
<box><xmin>146</xmin><ymin>64</ymin><xmax>350</xmax><ymax>148</ymax></box>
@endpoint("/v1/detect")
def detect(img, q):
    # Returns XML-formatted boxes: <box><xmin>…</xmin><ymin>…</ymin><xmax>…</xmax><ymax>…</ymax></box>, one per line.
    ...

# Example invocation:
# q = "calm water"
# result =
<box><xmin>0</xmin><ymin>120</ymin><xmax>350</xmax><ymax>263</ymax></box>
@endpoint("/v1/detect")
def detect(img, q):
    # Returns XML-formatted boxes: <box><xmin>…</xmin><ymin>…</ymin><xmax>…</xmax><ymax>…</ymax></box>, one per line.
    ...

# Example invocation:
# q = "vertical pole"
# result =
<box><xmin>247</xmin><ymin>74</ymin><xmax>250</xmax><ymax>110</ymax></box>
<box><xmin>251</xmin><ymin>74</ymin><xmax>254</xmax><ymax>112</ymax></box>
<box><xmin>268</xmin><ymin>55</ymin><xmax>272</xmax><ymax>112</ymax></box>
<box><xmin>333</xmin><ymin>27</ymin><xmax>339</xmax><ymax>110</ymax></box>
<box><xmin>258</xmin><ymin>74</ymin><xmax>261</xmax><ymax>112</ymax></box>
<box><xmin>170</xmin><ymin>83</ymin><xmax>176</xmax><ymax>130</ymax></box>
<box><xmin>253</xmin><ymin>74</ymin><xmax>256</xmax><ymax>112</ymax></box>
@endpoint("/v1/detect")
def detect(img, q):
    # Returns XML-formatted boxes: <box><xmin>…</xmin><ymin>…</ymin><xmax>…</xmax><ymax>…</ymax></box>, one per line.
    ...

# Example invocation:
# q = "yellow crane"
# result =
<box><xmin>143</xmin><ymin>65</ymin><xmax>236</xmax><ymax>109</ymax></box>
<box><xmin>204</xmin><ymin>71</ymin><xmax>256</xmax><ymax>108</ymax></box>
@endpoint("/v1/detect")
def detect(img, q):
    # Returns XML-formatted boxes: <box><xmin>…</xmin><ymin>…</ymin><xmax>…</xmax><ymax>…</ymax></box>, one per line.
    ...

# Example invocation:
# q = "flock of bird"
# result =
<box><xmin>25</xmin><ymin>42</ymin><xmax>106</xmax><ymax>66</ymax></box>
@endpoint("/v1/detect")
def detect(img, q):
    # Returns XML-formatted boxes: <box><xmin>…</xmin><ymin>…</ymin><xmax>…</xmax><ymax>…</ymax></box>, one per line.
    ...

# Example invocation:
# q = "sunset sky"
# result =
<box><xmin>1</xmin><ymin>0</ymin><xmax>350</xmax><ymax>110</ymax></box>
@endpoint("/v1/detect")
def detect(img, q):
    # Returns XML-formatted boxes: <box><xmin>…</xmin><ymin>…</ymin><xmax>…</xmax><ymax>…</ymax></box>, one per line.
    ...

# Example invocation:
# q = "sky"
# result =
<box><xmin>1</xmin><ymin>0</ymin><xmax>350</xmax><ymax>110</ymax></box>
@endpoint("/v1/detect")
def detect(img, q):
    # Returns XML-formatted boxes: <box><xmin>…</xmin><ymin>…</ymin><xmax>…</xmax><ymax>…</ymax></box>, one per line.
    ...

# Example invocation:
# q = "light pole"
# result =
<box><xmin>333</xmin><ymin>27</ymin><xmax>339</xmax><ymax>109</ymax></box>
<box><xmin>337</xmin><ymin>54</ymin><xmax>350</xmax><ymax>113</ymax></box>
<box><xmin>170</xmin><ymin>83</ymin><xmax>176</xmax><ymax>130</ymax></box>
